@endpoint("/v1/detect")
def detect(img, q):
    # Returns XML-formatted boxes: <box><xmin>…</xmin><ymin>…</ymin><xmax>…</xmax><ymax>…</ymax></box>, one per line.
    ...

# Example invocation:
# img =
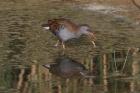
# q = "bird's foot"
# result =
<box><xmin>62</xmin><ymin>43</ymin><xmax>66</xmax><ymax>50</ymax></box>
<box><xmin>54</xmin><ymin>40</ymin><xmax>60</xmax><ymax>47</ymax></box>
<box><xmin>54</xmin><ymin>44</ymin><xmax>59</xmax><ymax>47</ymax></box>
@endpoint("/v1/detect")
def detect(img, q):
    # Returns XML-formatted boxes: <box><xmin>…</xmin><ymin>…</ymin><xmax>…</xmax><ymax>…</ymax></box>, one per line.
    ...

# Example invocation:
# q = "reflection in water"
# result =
<box><xmin>1</xmin><ymin>49</ymin><xmax>140</xmax><ymax>93</ymax></box>
<box><xmin>43</xmin><ymin>55</ymin><xmax>97</xmax><ymax>78</ymax></box>
<box><xmin>0</xmin><ymin>21</ymin><xmax>27</xmax><ymax>92</ymax></box>
<box><xmin>6</xmin><ymin>21</ymin><xmax>26</xmax><ymax>65</ymax></box>
<box><xmin>107</xmin><ymin>49</ymin><xmax>134</xmax><ymax>78</ymax></box>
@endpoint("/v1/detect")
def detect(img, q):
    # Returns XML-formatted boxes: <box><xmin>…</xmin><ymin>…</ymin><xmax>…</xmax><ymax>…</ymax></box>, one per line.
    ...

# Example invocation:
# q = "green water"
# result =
<box><xmin>0</xmin><ymin>0</ymin><xmax>140</xmax><ymax>93</ymax></box>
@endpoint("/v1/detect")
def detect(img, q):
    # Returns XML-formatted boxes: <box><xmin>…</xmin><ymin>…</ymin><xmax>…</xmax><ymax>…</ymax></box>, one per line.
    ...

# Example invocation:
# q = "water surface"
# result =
<box><xmin>0</xmin><ymin>0</ymin><xmax>140</xmax><ymax>93</ymax></box>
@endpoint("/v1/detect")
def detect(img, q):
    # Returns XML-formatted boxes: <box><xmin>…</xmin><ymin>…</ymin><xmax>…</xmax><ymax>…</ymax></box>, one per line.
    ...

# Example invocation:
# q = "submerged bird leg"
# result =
<box><xmin>54</xmin><ymin>40</ymin><xmax>60</xmax><ymax>47</ymax></box>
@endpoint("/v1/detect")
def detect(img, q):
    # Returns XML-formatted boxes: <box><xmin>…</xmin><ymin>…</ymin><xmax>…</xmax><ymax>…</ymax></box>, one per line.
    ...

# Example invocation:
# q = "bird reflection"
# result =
<box><xmin>43</xmin><ymin>56</ymin><xmax>92</xmax><ymax>78</ymax></box>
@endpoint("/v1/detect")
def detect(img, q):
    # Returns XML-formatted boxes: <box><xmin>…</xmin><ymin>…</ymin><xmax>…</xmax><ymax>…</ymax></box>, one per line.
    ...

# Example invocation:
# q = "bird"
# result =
<box><xmin>41</xmin><ymin>18</ymin><xmax>96</xmax><ymax>49</ymax></box>
<box><xmin>42</xmin><ymin>56</ymin><xmax>88</xmax><ymax>78</ymax></box>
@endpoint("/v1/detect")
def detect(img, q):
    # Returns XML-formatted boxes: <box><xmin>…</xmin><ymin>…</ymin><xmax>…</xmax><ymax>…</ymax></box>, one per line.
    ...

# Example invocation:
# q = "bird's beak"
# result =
<box><xmin>42</xmin><ymin>64</ymin><xmax>50</xmax><ymax>69</ymax></box>
<box><xmin>41</xmin><ymin>24</ymin><xmax>50</xmax><ymax>30</ymax></box>
<box><xmin>43</xmin><ymin>26</ymin><xmax>50</xmax><ymax>30</ymax></box>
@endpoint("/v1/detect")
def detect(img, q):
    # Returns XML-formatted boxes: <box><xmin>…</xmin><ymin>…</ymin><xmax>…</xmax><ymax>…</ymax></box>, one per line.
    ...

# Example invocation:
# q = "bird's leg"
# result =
<box><xmin>91</xmin><ymin>40</ymin><xmax>96</xmax><ymax>47</ymax></box>
<box><xmin>54</xmin><ymin>40</ymin><xmax>66</xmax><ymax>49</ymax></box>
<box><xmin>61</xmin><ymin>42</ymin><xmax>66</xmax><ymax>49</ymax></box>
<box><xmin>54</xmin><ymin>40</ymin><xmax>60</xmax><ymax>47</ymax></box>
<box><xmin>88</xmin><ymin>32</ymin><xmax>96</xmax><ymax>47</ymax></box>
<box><xmin>89</xmin><ymin>32</ymin><xmax>96</xmax><ymax>40</ymax></box>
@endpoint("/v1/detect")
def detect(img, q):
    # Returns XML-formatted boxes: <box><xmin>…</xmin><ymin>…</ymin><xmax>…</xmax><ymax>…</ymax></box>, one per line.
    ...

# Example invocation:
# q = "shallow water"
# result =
<box><xmin>0</xmin><ymin>0</ymin><xmax>140</xmax><ymax>93</ymax></box>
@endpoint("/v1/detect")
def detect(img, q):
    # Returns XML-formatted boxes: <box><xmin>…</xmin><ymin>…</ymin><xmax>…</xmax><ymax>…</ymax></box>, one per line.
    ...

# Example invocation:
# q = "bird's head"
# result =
<box><xmin>41</xmin><ymin>19</ymin><xmax>60</xmax><ymax>31</ymax></box>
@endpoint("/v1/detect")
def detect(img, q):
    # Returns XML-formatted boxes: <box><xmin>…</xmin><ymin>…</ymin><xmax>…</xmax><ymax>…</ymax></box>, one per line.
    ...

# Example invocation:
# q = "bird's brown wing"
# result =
<box><xmin>57</xmin><ymin>18</ymin><xmax>79</xmax><ymax>33</ymax></box>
